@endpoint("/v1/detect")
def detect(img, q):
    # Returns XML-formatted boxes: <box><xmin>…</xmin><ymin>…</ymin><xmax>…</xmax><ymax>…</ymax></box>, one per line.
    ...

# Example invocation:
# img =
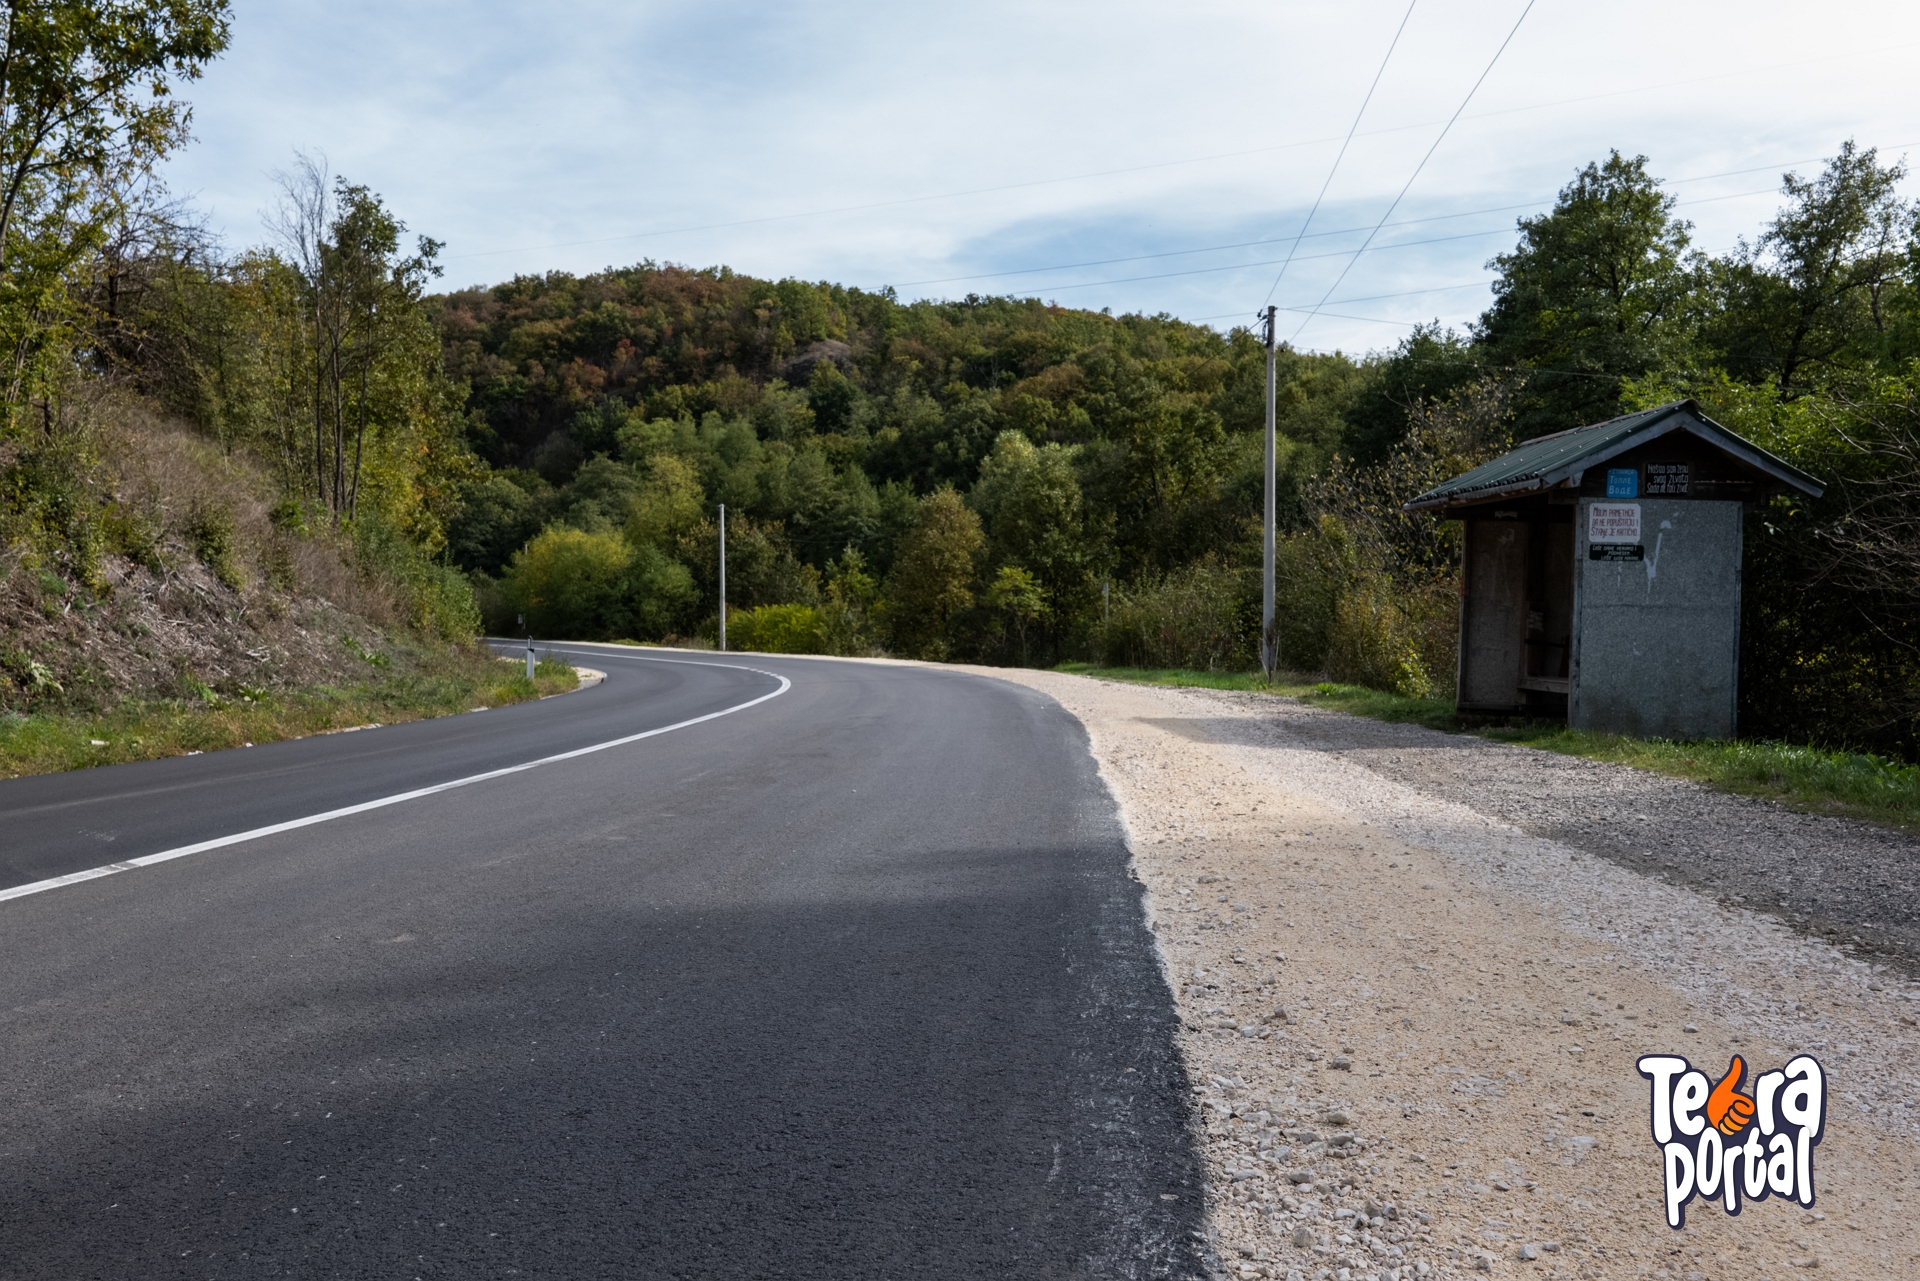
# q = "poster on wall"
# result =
<box><xmin>1588</xmin><ymin>503</ymin><xmax>1642</xmax><ymax>543</ymax></box>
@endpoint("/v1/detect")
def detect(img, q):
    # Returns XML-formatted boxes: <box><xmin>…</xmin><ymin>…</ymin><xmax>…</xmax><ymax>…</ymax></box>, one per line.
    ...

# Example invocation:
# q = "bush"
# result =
<box><xmin>351</xmin><ymin>513</ymin><xmax>481</xmax><ymax>642</ymax></box>
<box><xmin>183</xmin><ymin>498</ymin><xmax>243</xmax><ymax>589</ymax></box>
<box><xmin>1100</xmin><ymin>559</ymin><xmax>1253</xmax><ymax>671</ymax></box>
<box><xmin>726</xmin><ymin>603</ymin><xmax>828</xmax><ymax>654</ymax></box>
<box><xmin>1323</xmin><ymin>576</ymin><xmax>1425</xmax><ymax>698</ymax></box>
<box><xmin>1306</xmin><ymin>561</ymin><xmax>1458</xmax><ymax>701</ymax></box>
<box><xmin>503</xmin><ymin>527</ymin><xmax>695</xmax><ymax>640</ymax></box>
<box><xmin>508</xmin><ymin>528</ymin><xmax>628</xmax><ymax>637</ymax></box>
<box><xmin>1271</xmin><ymin>516</ymin><xmax>1352</xmax><ymax>672</ymax></box>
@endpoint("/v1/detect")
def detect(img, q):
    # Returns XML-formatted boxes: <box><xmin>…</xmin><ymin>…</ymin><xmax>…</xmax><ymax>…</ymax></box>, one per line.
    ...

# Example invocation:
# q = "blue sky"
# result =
<box><xmin>162</xmin><ymin>1</ymin><xmax>1920</xmax><ymax>355</ymax></box>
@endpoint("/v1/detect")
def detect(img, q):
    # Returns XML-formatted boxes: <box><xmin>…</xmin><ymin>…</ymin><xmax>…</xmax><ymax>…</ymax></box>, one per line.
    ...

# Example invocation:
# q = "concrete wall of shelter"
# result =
<box><xmin>1570</xmin><ymin>498</ymin><xmax>1742</xmax><ymax>739</ymax></box>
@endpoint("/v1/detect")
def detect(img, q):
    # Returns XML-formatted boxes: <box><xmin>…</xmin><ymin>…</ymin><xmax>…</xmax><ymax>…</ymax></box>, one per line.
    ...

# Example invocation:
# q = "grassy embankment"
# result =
<box><xmin>1055</xmin><ymin>663</ymin><xmax>1920</xmax><ymax>831</ymax></box>
<box><xmin>0</xmin><ymin>648</ymin><xmax>578</xmax><ymax>780</ymax></box>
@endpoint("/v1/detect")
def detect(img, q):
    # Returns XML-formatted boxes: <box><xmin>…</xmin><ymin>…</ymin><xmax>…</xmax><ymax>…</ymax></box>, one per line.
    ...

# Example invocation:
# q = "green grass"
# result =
<box><xmin>1051</xmin><ymin>662</ymin><xmax>1289</xmax><ymax>694</ymax></box>
<box><xmin>1484</xmin><ymin>727</ymin><xmax>1920</xmax><ymax>828</ymax></box>
<box><xmin>1053</xmin><ymin>663</ymin><xmax>1459</xmax><ymax>727</ymax></box>
<box><xmin>0</xmin><ymin>650</ymin><xmax>579</xmax><ymax>780</ymax></box>
<box><xmin>1056</xmin><ymin>663</ymin><xmax>1920</xmax><ymax>831</ymax></box>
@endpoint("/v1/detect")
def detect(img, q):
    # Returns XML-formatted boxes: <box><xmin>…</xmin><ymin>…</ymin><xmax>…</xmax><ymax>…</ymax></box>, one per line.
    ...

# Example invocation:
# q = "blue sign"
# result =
<box><xmin>1607</xmin><ymin>468</ymin><xmax>1639</xmax><ymax>498</ymax></box>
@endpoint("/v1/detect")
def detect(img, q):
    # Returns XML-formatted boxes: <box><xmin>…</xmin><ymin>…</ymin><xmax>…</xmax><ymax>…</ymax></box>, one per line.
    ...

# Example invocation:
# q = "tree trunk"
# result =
<box><xmin>349</xmin><ymin>360</ymin><xmax>367</xmax><ymax>519</ymax></box>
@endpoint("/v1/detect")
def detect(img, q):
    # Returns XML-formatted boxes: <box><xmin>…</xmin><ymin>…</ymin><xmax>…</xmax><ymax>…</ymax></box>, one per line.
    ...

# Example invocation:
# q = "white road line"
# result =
<box><xmin>0</xmin><ymin>658</ymin><xmax>791</xmax><ymax>907</ymax></box>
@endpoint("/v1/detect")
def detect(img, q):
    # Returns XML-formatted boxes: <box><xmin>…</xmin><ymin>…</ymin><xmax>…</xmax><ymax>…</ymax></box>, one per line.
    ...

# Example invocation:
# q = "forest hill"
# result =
<box><xmin>405</xmin><ymin>146</ymin><xmax>1920</xmax><ymax>757</ymax></box>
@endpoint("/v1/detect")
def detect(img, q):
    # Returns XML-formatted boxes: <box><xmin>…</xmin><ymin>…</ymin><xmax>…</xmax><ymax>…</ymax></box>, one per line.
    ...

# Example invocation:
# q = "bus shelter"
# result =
<box><xmin>1403</xmin><ymin>400</ymin><xmax>1824</xmax><ymax>739</ymax></box>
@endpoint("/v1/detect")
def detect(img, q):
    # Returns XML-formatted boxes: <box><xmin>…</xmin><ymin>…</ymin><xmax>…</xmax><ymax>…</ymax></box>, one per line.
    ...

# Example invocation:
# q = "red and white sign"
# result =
<box><xmin>1589</xmin><ymin>503</ymin><xmax>1641</xmax><ymax>544</ymax></box>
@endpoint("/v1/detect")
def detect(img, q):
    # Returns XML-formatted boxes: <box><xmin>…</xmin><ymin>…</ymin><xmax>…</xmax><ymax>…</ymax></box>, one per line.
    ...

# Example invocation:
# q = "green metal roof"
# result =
<box><xmin>1402</xmin><ymin>399</ymin><xmax>1825</xmax><ymax>511</ymax></box>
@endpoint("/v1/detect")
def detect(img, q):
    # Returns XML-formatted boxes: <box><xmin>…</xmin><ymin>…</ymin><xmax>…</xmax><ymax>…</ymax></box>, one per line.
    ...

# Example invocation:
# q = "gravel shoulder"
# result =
<box><xmin>963</xmin><ymin>668</ymin><xmax>1920</xmax><ymax>1281</ymax></box>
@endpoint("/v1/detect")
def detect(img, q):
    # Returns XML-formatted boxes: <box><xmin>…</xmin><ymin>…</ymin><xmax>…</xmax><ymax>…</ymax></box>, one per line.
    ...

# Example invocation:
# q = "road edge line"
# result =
<box><xmin>0</xmin><ymin>663</ymin><xmax>791</xmax><ymax>907</ymax></box>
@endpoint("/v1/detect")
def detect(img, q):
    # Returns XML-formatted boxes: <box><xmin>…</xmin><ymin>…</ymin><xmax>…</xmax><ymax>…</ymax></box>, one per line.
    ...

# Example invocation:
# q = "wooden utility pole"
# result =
<box><xmin>1262</xmin><ymin>305</ymin><xmax>1278</xmax><ymax>680</ymax></box>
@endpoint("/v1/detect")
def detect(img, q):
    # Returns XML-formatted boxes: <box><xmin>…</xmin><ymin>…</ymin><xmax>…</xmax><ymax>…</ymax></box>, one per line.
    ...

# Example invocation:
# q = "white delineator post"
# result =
<box><xmin>526</xmin><ymin>635</ymin><xmax>535</xmax><ymax>680</ymax></box>
<box><xmin>718</xmin><ymin>503</ymin><xmax>728</xmax><ymax>653</ymax></box>
<box><xmin>1261</xmin><ymin>304</ymin><xmax>1278</xmax><ymax>679</ymax></box>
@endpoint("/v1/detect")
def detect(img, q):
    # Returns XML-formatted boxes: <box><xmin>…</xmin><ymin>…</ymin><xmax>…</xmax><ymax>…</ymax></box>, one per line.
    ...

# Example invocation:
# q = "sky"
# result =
<box><xmin>160</xmin><ymin>0</ymin><xmax>1920</xmax><ymax>356</ymax></box>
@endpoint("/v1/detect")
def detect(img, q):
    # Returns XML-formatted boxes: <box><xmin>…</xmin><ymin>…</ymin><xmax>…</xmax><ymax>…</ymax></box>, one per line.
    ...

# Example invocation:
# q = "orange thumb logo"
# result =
<box><xmin>1706</xmin><ymin>1056</ymin><xmax>1757</xmax><ymax>1137</ymax></box>
<box><xmin>1638</xmin><ymin>1053</ymin><xmax>1825</xmax><ymax>1229</ymax></box>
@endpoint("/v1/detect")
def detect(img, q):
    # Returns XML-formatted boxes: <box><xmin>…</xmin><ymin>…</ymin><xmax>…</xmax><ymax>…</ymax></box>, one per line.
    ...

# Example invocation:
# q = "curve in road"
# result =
<box><xmin>0</xmin><ymin>646</ymin><xmax>1207</xmax><ymax>1279</ymax></box>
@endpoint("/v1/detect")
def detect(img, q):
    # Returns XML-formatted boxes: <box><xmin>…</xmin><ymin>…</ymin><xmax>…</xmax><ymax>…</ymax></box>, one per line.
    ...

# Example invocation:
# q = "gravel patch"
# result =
<box><xmin>1189</xmin><ymin>697</ymin><xmax>1920</xmax><ymax>963</ymax></box>
<box><xmin>963</xmin><ymin>668</ymin><xmax>1920</xmax><ymax>1281</ymax></box>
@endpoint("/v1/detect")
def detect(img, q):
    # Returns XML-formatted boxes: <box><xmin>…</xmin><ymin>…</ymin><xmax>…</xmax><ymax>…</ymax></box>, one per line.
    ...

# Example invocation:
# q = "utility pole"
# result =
<box><xmin>1261</xmin><ymin>305</ymin><xmax>1278</xmax><ymax>681</ymax></box>
<box><xmin>717</xmin><ymin>503</ymin><xmax>728</xmax><ymax>653</ymax></box>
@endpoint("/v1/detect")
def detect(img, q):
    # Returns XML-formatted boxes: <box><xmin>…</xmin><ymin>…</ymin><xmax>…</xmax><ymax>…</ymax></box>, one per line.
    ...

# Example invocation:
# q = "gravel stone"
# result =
<box><xmin>1205</xmin><ymin>690</ymin><xmax>1920</xmax><ymax>962</ymax></box>
<box><xmin>961</xmin><ymin>668</ymin><xmax>1920</xmax><ymax>1281</ymax></box>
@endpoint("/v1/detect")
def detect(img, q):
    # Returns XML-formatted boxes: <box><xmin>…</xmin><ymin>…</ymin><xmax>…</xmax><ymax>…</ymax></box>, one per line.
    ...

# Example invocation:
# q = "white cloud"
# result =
<box><xmin>163</xmin><ymin>0</ymin><xmax>1920</xmax><ymax>354</ymax></box>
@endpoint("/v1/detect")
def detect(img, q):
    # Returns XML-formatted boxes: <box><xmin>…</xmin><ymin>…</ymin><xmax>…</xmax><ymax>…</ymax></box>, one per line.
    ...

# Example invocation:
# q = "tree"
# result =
<box><xmin>625</xmin><ymin>452</ymin><xmax>706</xmax><ymax>547</ymax></box>
<box><xmin>0</xmin><ymin>0</ymin><xmax>231</xmax><ymax>420</ymax></box>
<box><xmin>1340</xmin><ymin>323</ymin><xmax>1480</xmax><ymax>464</ymax></box>
<box><xmin>446</xmin><ymin>473</ymin><xmax>540</xmax><ymax>574</ymax></box>
<box><xmin>504</xmin><ymin>525</ymin><xmax>694</xmax><ymax>640</ymax></box>
<box><xmin>885</xmin><ymin>488</ymin><xmax>983</xmax><ymax>660</ymax></box>
<box><xmin>970</xmin><ymin>429</ymin><xmax>1094</xmax><ymax>659</ymax></box>
<box><xmin>983</xmin><ymin>564</ymin><xmax>1048</xmax><ymax>666</ymax></box>
<box><xmin>822</xmin><ymin>545</ymin><xmax>879</xmax><ymax>654</ymax></box>
<box><xmin>1476</xmin><ymin>152</ymin><xmax>1700</xmax><ymax>437</ymax></box>
<box><xmin>1706</xmin><ymin>140</ymin><xmax>1913</xmax><ymax>391</ymax></box>
<box><xmin>269</xmin><ymin>156</ymin><xmax>446</xmax><ymax>522</ymax></box>
<box><xmin>673</xmin><ymin>512</ymin><xmax>818</xmax><ymax>614</ymax></box>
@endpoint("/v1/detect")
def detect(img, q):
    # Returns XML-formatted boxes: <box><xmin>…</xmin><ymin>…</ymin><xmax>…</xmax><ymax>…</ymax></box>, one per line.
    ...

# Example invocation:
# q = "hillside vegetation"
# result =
<box><xmin>0</xmin><ymin>3</ymin><xmax>569</xmax><ymax>775</ymax></box>
<box><xmin>419</xmin><ymin>146</ymin><xmax>1920</xmax><ymax>757</ymax></box>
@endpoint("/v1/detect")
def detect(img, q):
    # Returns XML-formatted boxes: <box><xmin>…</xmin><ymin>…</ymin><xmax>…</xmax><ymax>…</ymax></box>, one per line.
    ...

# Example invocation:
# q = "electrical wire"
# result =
<box><xmin>931</xmin><ymin>185</ymin><xmax>1776</xmax><ymax>301</ymax></box>
<box><xmin>1032</xmin><ymin>227</ymin><xmax>1510</xmax><ymax>294</ymax></box>
<box><xmin>440</xmin><ymin>40</ymin><xmax>1920</xmax><ymax>265</ymax></box>
<box><xmin>1287</xmin><ymin>0</ymin><xmax>1537</xmax><ymax>343</ymax></box>
<box><xmin>1263</xmin><ymin>0</ymin><xmax>1418</xmax><ymax>306</ymax></box>
<box><xmin>892</xmin><ymin>148</ymin><xmax>1899</xmax><ymax>292</ymax></box>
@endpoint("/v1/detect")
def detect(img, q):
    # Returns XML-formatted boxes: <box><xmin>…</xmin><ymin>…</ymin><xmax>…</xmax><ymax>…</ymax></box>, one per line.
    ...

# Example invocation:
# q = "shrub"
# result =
<box><xmin>1323</xmin><ymin>569</ymin><xmax>1457</xmax><ymax>699</ymax></box>
<box><xmin>502</xmin><ymin>527</ymin><xmax>695</xmax><ymax>640</ymax></box>
<box><xmin>726</xmin><ymin>603</ymin><xmax>828</xmax><ymax>654</ymax></box>
<box><xmin>1271</xmin><ymin>516</ymin><xmax>1354</xmax><ymax>672</ymax></box>
<box><xmin>184</xmin><ymin>499</ymin><xmax>244</xmax><ymax>589</ymax></box>
<box><xmin>351</xmin><ymin>513</ymin><xmax>482</xmax><ymax>641</ymax></box>
<box><xmin>1100</xmin><ymin>559</ymin><xmax>1253</xmax><ymax>671</ymax></box>
<box><xmin>505</xmin><ymin>528</ymin><xmax>634</xmax><ymax>638</ymax></box>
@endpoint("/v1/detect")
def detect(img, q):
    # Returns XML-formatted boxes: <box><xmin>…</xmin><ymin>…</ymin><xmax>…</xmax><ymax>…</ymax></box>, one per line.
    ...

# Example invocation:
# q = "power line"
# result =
<box><xmin>1029</xmin><ymin>227</ymin><xmax>1511</xmax><ymax>294</ymax></box>
<box><xmin>440</xmin><ymin>41</ymin><xmax>1920</xmax><ymax>265</ymax></box>
<box><xmin>1187</xmin><ymin>279</ymin><xmax>1498</xmax><ymax>327</ymax></box>
<box><xmin>890</xmin><ymin>145</ymin><xmax>1886</xmax><ymax>292</ymax></box>
<box><xmin>1263</xmin><ymin>0</ymin><xmax>1417</xmax><ymax>306</ymax></box>
<box><xmin>897</xmin><ymin>209</ymin><xmax>1523</xmax><ymax>288</ymax></box>
<box><xmin>896</xmin><ymin>181</ymin><xmax>1789</xmax><ymax>296</ymax></box>
<box><xmin>1288</xmin><ymin>0</ymin><xmax>1538</xmax><ymax>344</ymax></box>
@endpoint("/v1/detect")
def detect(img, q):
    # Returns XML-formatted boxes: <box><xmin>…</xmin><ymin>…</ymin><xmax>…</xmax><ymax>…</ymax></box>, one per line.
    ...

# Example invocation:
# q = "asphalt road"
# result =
<box><xmin>0</xmin><ymin>646</ymin><xmax>1205</xmax><ymax>1279</ymax></box>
